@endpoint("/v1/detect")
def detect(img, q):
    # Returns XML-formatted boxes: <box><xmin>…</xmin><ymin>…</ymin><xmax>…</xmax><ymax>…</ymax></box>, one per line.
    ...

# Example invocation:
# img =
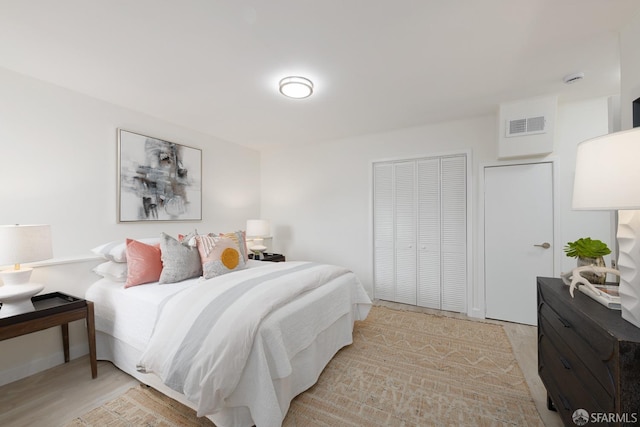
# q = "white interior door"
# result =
<box><xmin>484</xmin><ymin>162</ymin><xmax>554</xmax><ymax>325</ymax></box>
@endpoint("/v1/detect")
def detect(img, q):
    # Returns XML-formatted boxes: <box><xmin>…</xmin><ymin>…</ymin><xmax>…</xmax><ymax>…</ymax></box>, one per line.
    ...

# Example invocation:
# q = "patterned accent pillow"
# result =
<box><xmin>159</xmin><ymin>232</ymin><xmax>203</xmax><ymax>284</ymax></box>
<box><xmin>220</xmin><ymin>230</ymin><xmax>248</xmax><ymax>262</ymax></box>
<box><xmin>178</xmin><ymin>229</ymin><xmax>199</xmax><ymax>247</ymax></box>
<box><xmin>196</xmin><ymin>235</ymin><xmax>246</xmax><ymax>279</ymax></box>
<box><xmin>124</xmin><ymin>239</ymin><xmax>163</xmax><ymax>288</ymax></box>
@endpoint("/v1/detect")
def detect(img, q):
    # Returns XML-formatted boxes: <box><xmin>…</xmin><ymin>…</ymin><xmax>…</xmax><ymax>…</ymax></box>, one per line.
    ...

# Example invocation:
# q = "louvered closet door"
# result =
<box><xmin>373</xmin><ymin>163</ymin><xmax>394</xmax><ymax>301</ymax></box>
<box><xmin>393</xmin><ymin>161</ymin><xmax>417</xmax><ymax>305</ymax></box>
<box><xmin>373</xmin><ymin>155</ymin><xmax>467</xmax><ymax>313</ymax></box>
<box><xmin>417</xmin><ymin>159</ymin><xmax>441</xmax><ymax>309</ymax></box>
<box><xmin>441</xmin><ymin>156</ymin><xmax>466</xmax><ymax>312</ymax></box>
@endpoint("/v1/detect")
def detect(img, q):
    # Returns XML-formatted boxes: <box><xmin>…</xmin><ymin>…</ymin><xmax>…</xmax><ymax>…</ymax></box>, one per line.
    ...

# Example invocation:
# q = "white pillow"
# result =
<box><xmin>93</xmin><ymin>261</ymin><xmax>128</xmax><ymax>282</ymax></box>
<box><xmin>91</xmin><ymin>237</ymin><xmax>161</xmax><ymax>262</ymax></box>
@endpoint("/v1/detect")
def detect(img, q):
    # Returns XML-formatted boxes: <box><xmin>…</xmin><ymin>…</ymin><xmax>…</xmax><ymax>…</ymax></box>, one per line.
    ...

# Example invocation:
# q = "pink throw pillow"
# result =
<box><xmin>124</xmin><ymin>238</ymin><xmax>162</xmax><ymax>288</ymax></box>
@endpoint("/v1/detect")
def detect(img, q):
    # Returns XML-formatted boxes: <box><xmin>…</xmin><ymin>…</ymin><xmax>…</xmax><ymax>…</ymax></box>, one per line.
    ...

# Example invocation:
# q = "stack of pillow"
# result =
<box><xmin>92</xmin><ymin>230</ymin><xmax>249</xmax><ymax>288</ymax></box>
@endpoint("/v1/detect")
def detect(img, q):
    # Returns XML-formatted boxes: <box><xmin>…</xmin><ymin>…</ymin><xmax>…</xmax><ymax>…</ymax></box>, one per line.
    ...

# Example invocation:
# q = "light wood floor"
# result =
<box><xmin>0</xmin><ymin>302</ymin><xmax>563</xmax><ymax>427</ymax></box>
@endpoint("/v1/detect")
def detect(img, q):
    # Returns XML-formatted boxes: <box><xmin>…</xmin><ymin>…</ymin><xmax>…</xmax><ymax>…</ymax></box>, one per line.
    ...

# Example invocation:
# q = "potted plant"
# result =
<box><xmin>564</xmin><ymin>237</ymin><xmax>611</xmax><ymax>285</ymax></box>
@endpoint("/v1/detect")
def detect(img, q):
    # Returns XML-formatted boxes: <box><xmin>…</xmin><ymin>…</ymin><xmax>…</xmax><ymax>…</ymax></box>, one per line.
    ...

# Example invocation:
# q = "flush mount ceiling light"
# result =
<box><xmin>279</xmin><ymin>76</ymin><xmax>313</xmax><ymax>99</ymax></box>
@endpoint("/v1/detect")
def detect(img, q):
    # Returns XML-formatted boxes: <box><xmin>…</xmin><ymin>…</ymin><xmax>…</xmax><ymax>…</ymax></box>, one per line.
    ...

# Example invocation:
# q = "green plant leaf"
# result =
<box><xmin>563</xmin><ymin>237</ymin><xmax>611</xmax><ymax>258</ymax></box>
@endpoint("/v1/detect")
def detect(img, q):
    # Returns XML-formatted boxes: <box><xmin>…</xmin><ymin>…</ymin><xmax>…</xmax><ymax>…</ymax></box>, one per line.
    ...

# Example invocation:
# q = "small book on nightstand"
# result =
<box><xmin>249</xmin><ymin>253</ymin><xmax>286</xmax><ymax>262</ymax></box>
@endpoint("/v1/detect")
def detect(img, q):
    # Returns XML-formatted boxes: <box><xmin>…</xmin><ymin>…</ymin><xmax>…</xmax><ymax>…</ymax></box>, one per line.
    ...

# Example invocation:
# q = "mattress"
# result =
<box><xmin>86</xmin><ymin>260</ymin><xmax>371</xmax><ymax>427</ymax></box>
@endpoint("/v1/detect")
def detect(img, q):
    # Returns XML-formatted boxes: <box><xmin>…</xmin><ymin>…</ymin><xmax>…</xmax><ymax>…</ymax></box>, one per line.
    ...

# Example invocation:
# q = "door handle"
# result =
<box><xmin>534</xmin><ymin>242</ymin><xmax>551</xmax><ymax>249</ymax></box>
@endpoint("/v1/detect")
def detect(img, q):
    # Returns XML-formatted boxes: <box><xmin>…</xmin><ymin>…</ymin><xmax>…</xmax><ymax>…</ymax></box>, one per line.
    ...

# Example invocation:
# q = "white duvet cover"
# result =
<box><xmin>87</xmin><ymin>260</ymin><xmax>371</xmax><ymax>427</ymax></box>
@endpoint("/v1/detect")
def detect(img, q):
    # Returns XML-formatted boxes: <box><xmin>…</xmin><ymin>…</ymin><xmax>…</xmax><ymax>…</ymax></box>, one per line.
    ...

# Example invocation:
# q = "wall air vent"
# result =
<box><xmin>506</xmin><ymin>116</ymin><xmax>547</xmax><ymax>137</ymax></box>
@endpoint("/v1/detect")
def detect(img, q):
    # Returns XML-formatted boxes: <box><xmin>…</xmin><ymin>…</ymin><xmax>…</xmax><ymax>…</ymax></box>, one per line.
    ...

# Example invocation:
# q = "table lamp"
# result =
<box><xmin>573</xmin><ymin>128</ymin><xmax>640</xmax><ymax>327</ymax></box>
<box><xmin>246</xmin><ymin>219</ymin><xmax>270</xmax><ymax>260</ymax></box>
<box><xmin>0</xmin><ymin>224</ymin><xmax>53</xmax><ymax>317</ymax></box>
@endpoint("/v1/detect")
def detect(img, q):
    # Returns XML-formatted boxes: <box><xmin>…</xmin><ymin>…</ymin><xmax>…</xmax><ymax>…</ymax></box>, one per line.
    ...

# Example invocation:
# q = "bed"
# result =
<box><xmin>86</xmin><ymin>233</ymin><xmax>371</xmax><ymax>427</ymax></box>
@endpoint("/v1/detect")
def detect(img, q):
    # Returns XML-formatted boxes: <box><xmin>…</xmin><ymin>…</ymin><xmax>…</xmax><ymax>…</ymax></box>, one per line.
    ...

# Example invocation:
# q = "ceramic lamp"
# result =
<box><xmin>246</xmin><ymin>219</ymin><xmax>271</xmax><ymax>260</ymax></box>
<box><xmin>573</xmin><ymin>128</ymin><xmax>640</xmax><ymax>327</ymax></box>
<box><xmin>0</xmin><ymin>224</ymin><xmax>52</xmax><ymax>317</ymax></box>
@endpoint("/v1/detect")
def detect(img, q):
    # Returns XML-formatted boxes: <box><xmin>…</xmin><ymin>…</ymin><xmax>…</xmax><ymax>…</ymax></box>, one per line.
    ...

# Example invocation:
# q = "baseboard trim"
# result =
<box><xmin>469</xmin><ymin>308</ymin><xmax>485</xmax><ymax>319</ymax></box>
<box><xmin>0</xmin><ymin>344</ymin><xmax>88</xmax><ymax>387</ymax></box>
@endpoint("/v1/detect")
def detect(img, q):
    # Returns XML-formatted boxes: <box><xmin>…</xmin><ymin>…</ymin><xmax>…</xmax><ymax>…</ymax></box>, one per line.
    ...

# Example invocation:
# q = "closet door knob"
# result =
<box><xmin>534</xmin><ymin>242</ymin><xmax>551</xmax><ymax>249</ymax></box>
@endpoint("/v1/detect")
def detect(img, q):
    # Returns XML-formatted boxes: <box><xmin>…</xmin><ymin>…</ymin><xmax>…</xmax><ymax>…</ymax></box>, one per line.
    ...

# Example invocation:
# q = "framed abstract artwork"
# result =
<box><xmin>117</xmin><ymin>129</ymin><xmax>202</xmax><ymax>222</ymax></box>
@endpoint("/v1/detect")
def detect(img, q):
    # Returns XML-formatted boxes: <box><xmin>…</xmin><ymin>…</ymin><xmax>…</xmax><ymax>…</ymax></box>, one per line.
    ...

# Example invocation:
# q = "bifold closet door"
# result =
<box><xmin>416</xmin><ymin>156</ymin><xmax>466</xmax><ymax>311</ymax></box>
<box><xmin>393</xmin><ymin>161</ymin><xmax>417</xmax><ymax>305</ymax></box>
<box><xmin>417</xmin><ymin>159</ymin><xmax>441</xmax><ymax>308</ymax></box>
<box><xmin>373</xmin><ymin>155</ymin><xmax>466</xmax><ymax>312</ymax></box>
<box><xmin>373</xmin><ymin>161</ymin><xmax>417</xmax><ymax>304</ymax></box>
<box><xmin>373</xmin><ymin>163</ymin><xmax>394</xmax><ymax>301</ymax></box>
<box><xmin>440</xmin><ymin>156</ymin><xmax>466</xmax><ymax>312</ymax></box>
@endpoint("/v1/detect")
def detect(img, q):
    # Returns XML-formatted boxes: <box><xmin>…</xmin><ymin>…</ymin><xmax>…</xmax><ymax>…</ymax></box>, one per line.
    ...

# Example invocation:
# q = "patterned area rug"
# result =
<box><xmin>67</xmin><ymin>306</ymin><xmax>542</xmax><ymax>426</ymax></box>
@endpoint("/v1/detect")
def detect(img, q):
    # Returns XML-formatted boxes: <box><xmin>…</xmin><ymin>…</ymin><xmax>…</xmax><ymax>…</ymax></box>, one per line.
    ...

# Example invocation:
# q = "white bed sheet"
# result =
<box><xmin>87</xmin><ymin>261</ymin><xmax>371</xmax><ymax>427</ymax></box>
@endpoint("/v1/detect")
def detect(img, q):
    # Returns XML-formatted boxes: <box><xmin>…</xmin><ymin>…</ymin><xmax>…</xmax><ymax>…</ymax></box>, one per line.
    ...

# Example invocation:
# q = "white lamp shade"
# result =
<box><xmin>246</xmin><ymin>219</ymin><xmax>271</xmax><ymax>238</ymax></box>
<box><xmin>0</xmin><ymin>224</ymin><xmax>53</xmax><ymax>266</ymax></box>
<box><xmin>573</xmin><ymin>128</ymin><xmax>640</xmax><ymax>210</ymax></box>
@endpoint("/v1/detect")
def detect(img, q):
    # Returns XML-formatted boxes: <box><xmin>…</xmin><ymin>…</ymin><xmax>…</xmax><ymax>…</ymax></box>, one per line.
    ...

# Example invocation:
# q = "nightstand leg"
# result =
<box><xmin>61</xmin><ymin>323</ymin><xmax>70</xmax><ymax>363</ymax></box>
<box><xmin>86</xmin><ymin>301</ymin><xmax>97</xmax><ymax>378</ymax></box>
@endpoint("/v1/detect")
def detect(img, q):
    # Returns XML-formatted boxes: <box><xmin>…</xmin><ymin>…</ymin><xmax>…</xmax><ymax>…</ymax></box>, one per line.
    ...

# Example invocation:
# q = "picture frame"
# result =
<box><xmin>117</xmin><ymin>129</ymin><xmax>202</xmax><ymax>222</ymax></box>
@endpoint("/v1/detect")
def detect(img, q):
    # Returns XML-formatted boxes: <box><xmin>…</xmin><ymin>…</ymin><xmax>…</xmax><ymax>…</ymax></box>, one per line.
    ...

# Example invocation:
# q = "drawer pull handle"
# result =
<box><xmin>558</xmin><ymin>316</ymin><xmax>571</xmax><ymax>328</ymax></box>
<box><xmin>560</xmin><ymin>357</ymin><xmax>571</xmax><ymax>370</ymax></box>
<box><xmin>559</xmin><ymin>394</ymin><xmax>571</xmax><ymax>411</ymax></box>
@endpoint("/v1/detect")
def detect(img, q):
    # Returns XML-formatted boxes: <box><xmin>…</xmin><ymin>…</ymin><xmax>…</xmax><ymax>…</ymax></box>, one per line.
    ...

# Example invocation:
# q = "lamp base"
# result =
<box><xmin>250</xmin><ymin>245</ymin><xmax>267</xmax><ymax>261</ymax></box>
<box><xmin>0</xmin><ymin>283</ymin><xmax>44</xmax><ymax>318</ymax></box>
<box><xmin>617</xmin><ymin>210</ymin><xmax>640</xmax><ymax>328</ymax></box>
<box><xmin>0</xmin><ymin>267</ymin><xmax>34</xmax><ymax>285</ymax></box>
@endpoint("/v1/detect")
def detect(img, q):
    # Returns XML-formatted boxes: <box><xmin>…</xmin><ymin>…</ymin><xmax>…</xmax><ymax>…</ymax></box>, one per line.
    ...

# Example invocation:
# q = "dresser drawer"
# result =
<box><xmin>539</xmin><ymin>318</ymin><xmax>614</xmax><ymax>409</ymax></box>
<box><xmin>539</xmin><ymin>333</ymin><xmax>614</xmax><ymax>426</ymax></box>
<box><xmin>539</xmin><ymin>289</ymin><xmax>615</xmax><ymax>361</ymax></box>
<box><xmin>539</xmin><ymin>299</ymin><xmax>616</xmax><ymax>394</ymax></box>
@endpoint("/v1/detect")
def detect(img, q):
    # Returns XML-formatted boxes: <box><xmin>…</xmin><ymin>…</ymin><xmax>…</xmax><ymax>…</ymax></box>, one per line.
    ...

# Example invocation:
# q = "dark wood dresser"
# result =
<box><xmin>537</xmin><ymin>277</ymin><xmax>640</xmax><ymax>426</ymax></box>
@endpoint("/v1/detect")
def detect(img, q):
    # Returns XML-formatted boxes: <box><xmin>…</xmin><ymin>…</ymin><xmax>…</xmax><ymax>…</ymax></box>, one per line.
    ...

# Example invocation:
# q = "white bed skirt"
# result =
<box><xmin>97</xmin><ymin>310</ymin><xmax>355</xmax><ymax>425</ymax></box>
<box><xmin>93</xmin><ymin>267</ymin><xmax>371</xmax><ymax>427</ymax></box>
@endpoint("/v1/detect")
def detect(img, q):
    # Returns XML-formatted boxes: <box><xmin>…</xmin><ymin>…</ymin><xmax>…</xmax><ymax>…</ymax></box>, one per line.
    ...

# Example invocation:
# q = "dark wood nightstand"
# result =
<box><xmin>249</xmin><ymin>253</ymin><xmax>286</xmax><ymax>262</ymax></box>
<box><xmin>0</xmin><ymin>292</ymin><xmax>97</xmax><ymax>379</ymax></box>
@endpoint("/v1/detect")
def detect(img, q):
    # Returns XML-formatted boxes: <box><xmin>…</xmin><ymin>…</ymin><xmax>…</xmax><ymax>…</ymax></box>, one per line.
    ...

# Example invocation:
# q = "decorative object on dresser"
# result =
<box><xmin>245</xmin><ymin>219</ymin><xmax>271</xmax><ymax>260</ymax></box>
<box><xmin>0</xmin><ymin>224</ymin><xmax>52</xmax><ymax>317</ymax></box>
<box><xmin>0</xmin><ymin>292</ymin><xmax>97</xmax><ymax>378</ymax></box>
<box><xmin>537</xmin><ymin>277</ymin><xmax>640</xmax><ymax>426</ymax></box>
<box><xmin>117</xmin><ymin>129</ymin><xmax>202</xmax><ymax>223</ymax></box>
<box><xmin>564</xmin><ymin>237</ymin><xmax>611</xmax><ymax>285</ymax></box>
<box><xmin>561</xmin><ymin>267</ymin><xmax>621</xmax><ymax>310</ymax></box>
<box><xmin>572</xmin><ymin>128</ymin><xmax>640</xmax><ymax>328</ymax></box>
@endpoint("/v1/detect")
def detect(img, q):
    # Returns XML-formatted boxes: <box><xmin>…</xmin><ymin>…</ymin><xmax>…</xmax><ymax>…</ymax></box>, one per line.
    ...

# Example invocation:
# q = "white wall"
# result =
<box><xmin>555</xmin><ymin>98</ymin><xmax>615</xmax><ymax>273</ymax></box>
<box><xmin>0</xmin><ymin>67</ymin><xmax>261</xmax><ymax>385</ymax></box>
<box><xmin>621</xmin><ymin>9</ymin><xmax>640</xmax><ymax>130</ymax></box>
<box><xmin>0</xmin><ymin>67</ymin><xmax>261</xmax><ymax>256</ymax></box>
<box><xmin>261</xmin><ymin>97</ymin><xmax>614</xmax><ymax>318</ymax></box>
<box><xmin>261</xmin><ymin>115</ymin><xmax>495</xmax><ymax>297</ymax></box>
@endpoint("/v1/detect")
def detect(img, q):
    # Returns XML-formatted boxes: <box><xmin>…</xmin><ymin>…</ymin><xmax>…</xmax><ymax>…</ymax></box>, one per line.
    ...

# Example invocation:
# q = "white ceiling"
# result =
<box><xmin>1</xmin><ymin>0</ymin><xmax>639</xmax><ymax>149</ymax></box>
